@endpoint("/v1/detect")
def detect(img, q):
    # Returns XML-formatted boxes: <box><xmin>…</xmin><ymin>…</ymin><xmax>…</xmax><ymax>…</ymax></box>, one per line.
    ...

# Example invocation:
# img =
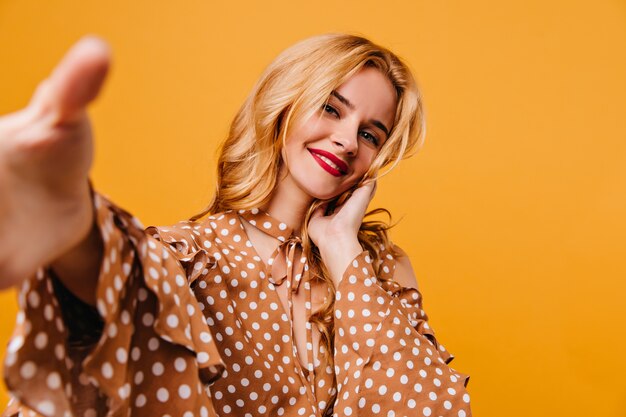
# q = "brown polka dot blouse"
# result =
<box><xmin>3</xmin><ymin>193</ymin><xmax>471</xmax><ymax>417</ymax></box>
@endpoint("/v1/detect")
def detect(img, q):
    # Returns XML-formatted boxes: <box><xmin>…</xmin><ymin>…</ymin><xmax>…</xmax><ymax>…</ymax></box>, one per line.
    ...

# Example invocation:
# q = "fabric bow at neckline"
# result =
<box><xmin>238</xmin><ymin>208</ymin><xmax>320</xmax><ymax>403</ymax></box>
<box><xmin>238</xmin><ymin>209</ymin><xmax>309</xmax><ymax>294</ymax></box>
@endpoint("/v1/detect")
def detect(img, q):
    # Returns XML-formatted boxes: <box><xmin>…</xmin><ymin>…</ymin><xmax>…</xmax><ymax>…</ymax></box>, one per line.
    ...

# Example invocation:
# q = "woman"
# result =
<box><xmin>0</xmin><ymin>34</ymin><xmax>472</xmax><ymax>416</ymax></box>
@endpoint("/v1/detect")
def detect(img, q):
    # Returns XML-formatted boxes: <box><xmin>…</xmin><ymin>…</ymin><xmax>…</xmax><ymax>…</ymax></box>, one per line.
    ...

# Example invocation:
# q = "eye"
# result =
<box><xmin>322</xmin><ymin>103</ymin><xmax>340</xmax><ymax>118</ymax></box>
<box><xmin>359</xmin><ymin>130</ymin><xmax>380</xmax><ymax>147</ymax></box>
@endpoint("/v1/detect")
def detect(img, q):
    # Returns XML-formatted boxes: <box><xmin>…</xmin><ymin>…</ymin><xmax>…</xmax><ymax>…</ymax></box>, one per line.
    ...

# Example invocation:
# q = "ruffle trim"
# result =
<box><xmin>337</xmin><ymin>249</ymin><xmax>456</xmax><ymax>365</ymax></box>
<box><xmin>3</xmin><ymin>193</ymin><xmax>225</xmax><ymax>416</ymax></box>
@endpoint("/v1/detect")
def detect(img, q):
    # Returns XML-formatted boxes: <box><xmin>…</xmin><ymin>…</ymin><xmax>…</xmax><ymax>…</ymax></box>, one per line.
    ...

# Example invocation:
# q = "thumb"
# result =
<box><xmin>31</xmin><ymin>36</ymin><xmax>111</xmax><ymax>124</ymax></box>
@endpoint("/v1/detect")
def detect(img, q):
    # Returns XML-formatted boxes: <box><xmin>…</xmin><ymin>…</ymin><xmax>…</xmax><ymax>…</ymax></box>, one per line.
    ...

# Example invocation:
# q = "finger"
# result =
<box><xmin>362</xmin><ymin>178</ymin><xmax>377</xmax><ymax>198</ymax></box>
<box><xmin>340</xmin><ymin>181</ymin><xmax>376</xmax><ymax>220</ymax></box>
<box><xmin>356</xmin><ymin>179</ymin><xmax>377</xmax><ymax>202</ymax></box>
<box><xmin>32</xmin><ymin>36</ymin><xmax>111</xmax><ymax>124</ymax></box>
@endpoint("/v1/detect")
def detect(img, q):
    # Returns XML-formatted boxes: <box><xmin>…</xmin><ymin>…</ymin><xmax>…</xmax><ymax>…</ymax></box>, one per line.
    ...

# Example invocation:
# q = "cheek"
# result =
<box><xmin>282</xmin><ymin>131</ymin><xmax>304</xmax><ymax>163</ymax></box>
<box><xmin>355</xmin><ymin>150</ymin><xmax>378</xmax><ymax>174</ymax></box>
<box><xmin>284</xmin><ymin>117</ymin><xmax>320</xmax><ymax>147</ymax></box>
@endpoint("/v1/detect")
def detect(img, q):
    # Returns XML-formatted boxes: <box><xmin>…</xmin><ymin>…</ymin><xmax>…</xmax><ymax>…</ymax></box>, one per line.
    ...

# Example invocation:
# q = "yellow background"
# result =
<box><xmin>1</xmin><ymin>1</ymin><xmax>625</xmax><ymax>416</ymax></box>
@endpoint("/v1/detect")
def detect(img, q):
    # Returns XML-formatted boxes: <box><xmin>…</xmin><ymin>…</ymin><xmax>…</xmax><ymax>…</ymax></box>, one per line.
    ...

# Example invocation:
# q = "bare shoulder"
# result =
<box><xmin>390</xmin><ymin>244</ymin><xmax>419</xmax><ymax>290</ymax></box>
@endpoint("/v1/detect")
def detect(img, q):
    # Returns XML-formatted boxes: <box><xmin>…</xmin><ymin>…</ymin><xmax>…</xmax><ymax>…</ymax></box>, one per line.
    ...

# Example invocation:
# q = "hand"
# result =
<box><xmin>308</xmin><ymin>180</ymin><xmax>377</xmax><ymax>285</ymax></box>
<box><xmin>0</xmin><ymin>37</ymin><xmax>110</xmax><ymax>288</ymax></box>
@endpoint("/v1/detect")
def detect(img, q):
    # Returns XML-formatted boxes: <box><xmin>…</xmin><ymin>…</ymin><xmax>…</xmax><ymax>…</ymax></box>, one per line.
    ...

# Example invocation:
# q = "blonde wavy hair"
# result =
<box><xmin>191</xmin><ymin>33</ymin><xmax>425</xmax><ymax>415</ymax></box>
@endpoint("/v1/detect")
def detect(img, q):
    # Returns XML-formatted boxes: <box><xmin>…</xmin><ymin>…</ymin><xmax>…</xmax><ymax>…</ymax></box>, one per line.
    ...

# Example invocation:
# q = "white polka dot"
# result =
<box><xmin>106</xmin><ymin>287</ymin><xmax>114</xmax><ymax>304</ymax></box>
<box><xmin>148</xmin><ymin>337</ymin><xmax>159</xmax><ymax>351</ymax></box>
<box><xmin>131</xmin><ymin>347</ymin><xmax>141</xmax><ymax>361</ymax></box>
<box><xmin>107</xmin><ymin>322</ymin><xmax>118</xmax><ymax>337</ymax></box>
<box><xmin>28</xmin><ymin>291</ymin><xmax>40</xmax><ymax>308</ymax></box>
<box><xmin>134</xmin><ymin>371</ymin><xmax>144</xmax><ymax>385</ymax></box>
<box><xmin>148</xmin><ymin>267</ymin><xmax>159</xmax><ymax>279</ymax></box>
<box><xmin>142</xmin><ymin>313</ymin><xmax>154</xmax><ymax>327</ymax></box>
<box><xmin>152</xmin><ymin>362</ymin><xmax>164</xmax><ymax>376</ymax></box>
<box><xmin>46</xmin><ymin>372</ymin><xmax>61</xmax><ymax>389</ymax></box>
<box><xmin>121</xmin><ymin>310</ymin><xmax>131</xmax><ymax>325</ymax></box>
<box><xmin>175</xmin><ymin>357</ymin><xmax>187</xmax><ymax>372</ymax></box>
<box><xmin>116</xmin><ymin>348</ymin><xmax>128</xmax><ymax>363</ymax></box>
<box><xmin>37</xmin><ymin>401</ymin><xmax>55</xmax><ymax>415</ymax></box>
<box><xmin>167</xmin><ymin>314</ymin><xmax>179</xmax><ymax>328</ymax></box>
<box><xmin>114</xmin><ymin>274</ymin><xmax>123</xmax><ymax>290</ymax></box>
<box><xmin>135</xmin><ymin>394</ymin><xmax>147</xmax><ymax>407</ymax></box>
<box><xmin>178</xmin><ymin>384</ymin><xmax>192</xmax><ymax>399</ymax></box>
<box><xmin>157</xmin><ymin>387</ymin><xmax>169</xmax><ymax>402</ymax></box>
<box><xmin>101</xmin><ymin>362</ymin><xmax>113</xmax><ymax>379</ymax></box>
<box><xmin>423</xmin><ymin>406</ymin><xmax>432</xmax><ymax>416</ymax></box>
<box><xmin>54</xmin><ymin>344</ymin><xmax>65</xmax><ymax>360</ymax></box>
<box><xmin>34</xmin><ymin>332</ymin><xmax>48</xmax><ymax>350</ymax></box>
<box><xmin>43</xmin><ymin>305</ymin><xmax>54</xmax><ymax>321</ymax></box>
<box><xmin>118</xmin><ymin>383</ymin><xmax>130</xmax><ymax>399</ymax></box>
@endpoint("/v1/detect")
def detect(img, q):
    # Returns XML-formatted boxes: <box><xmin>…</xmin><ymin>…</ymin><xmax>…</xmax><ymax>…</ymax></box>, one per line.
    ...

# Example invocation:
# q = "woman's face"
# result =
<box><xmin>281</xmin><ymin>67</ymin><xmax>397</xmax><ymax>201</ymax></box>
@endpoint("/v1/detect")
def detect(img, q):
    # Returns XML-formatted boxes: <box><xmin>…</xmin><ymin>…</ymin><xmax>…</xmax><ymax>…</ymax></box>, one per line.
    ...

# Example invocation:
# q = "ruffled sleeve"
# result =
<box><xmin>3</xmin><ymin>192</ymin><xmax>224</xmax><ymax>417</ymax></box>
<box><xmin>332</xmin><ymin>245</ymin><xmax>472</xmax><ymax>417</ymax></box>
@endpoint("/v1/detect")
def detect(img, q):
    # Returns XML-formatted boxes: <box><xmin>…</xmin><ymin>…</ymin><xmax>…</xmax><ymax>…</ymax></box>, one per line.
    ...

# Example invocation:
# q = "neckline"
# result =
<box><xmin>238</xmin><ymin>208</ymin><xmax>295</xmax><ymax>243</ymax></box>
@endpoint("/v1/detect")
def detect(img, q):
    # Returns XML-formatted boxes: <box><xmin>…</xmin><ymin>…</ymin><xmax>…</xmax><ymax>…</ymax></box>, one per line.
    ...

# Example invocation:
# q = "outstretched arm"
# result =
<box><xmin>0</xmin><ymin>37</ymin><xmax>110</xmax><ymax>304</ymax></box>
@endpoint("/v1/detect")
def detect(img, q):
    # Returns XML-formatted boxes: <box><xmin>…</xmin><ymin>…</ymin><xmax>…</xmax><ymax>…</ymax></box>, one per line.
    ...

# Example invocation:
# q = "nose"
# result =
<box><xmin>330</xmin><ymin>125</ymin><xmax>358</xmax><ymax>156</ymax></box>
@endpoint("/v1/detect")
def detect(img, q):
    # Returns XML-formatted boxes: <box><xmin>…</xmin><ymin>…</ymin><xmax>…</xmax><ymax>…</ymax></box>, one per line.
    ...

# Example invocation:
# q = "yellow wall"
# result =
<box><xmin>1</xmin><ymin>1</ymin><xmax>625</xmax><ymax>416</ymax></box>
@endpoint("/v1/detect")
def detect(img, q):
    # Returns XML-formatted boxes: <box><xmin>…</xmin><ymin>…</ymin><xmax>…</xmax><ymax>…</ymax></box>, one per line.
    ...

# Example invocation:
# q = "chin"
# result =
<box><xmin>287</xmin><ymin>167</ymin><xmax>357</xmax><ymax>202</ymax></box>
<box><xmin>301</xmin><ymin>183</ymin><xmax>352</xmax><ymax>202</ymax></box>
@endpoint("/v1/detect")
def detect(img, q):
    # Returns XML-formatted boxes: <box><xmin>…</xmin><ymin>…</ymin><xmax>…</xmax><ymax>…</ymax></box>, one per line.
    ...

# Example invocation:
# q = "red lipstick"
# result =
<box><xmin>308</xmin><ymin>148</ymin><xmax>348</xmax><ymax>176</ymax></box>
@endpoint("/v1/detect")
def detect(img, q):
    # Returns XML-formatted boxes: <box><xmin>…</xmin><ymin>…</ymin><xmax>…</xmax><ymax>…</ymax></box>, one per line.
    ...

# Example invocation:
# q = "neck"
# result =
<box><xmin>262</xmin><ymin>169</ymin><xmax>314</xmax><ymax>233</ymax></box>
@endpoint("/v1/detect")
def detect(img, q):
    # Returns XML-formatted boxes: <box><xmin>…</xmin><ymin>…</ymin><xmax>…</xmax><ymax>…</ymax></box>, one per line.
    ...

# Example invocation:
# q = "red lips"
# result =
<box><xmin>308</xmin><ymin>148</ymin><xmax>348</xmax><ymax>176</ymax></box>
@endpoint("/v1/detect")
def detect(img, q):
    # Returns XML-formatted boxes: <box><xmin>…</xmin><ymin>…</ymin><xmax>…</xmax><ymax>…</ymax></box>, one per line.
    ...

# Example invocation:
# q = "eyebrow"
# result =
<box><xmin>331</xmin><ymin>91</ymin><xmax>391</xmax><ymax>138</ymax></box>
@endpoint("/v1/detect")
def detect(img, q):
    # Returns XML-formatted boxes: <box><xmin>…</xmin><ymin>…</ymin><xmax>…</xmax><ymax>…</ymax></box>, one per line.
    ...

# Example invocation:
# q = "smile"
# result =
<box><xmin>308</xmin><ymin>148</ymin><xmax>348</xmax><ymax>177</ymax></box>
